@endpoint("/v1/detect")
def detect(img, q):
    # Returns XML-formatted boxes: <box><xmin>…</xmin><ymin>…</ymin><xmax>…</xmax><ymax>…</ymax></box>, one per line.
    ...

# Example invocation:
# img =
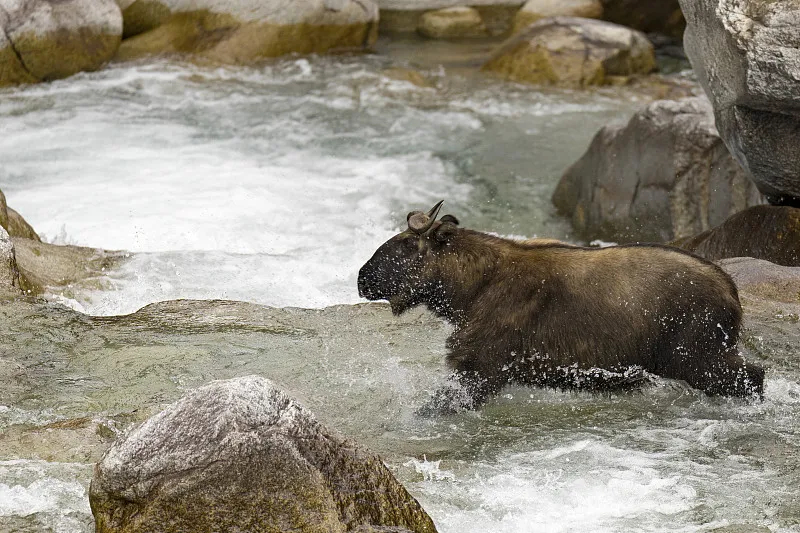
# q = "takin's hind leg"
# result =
<box><xmin>673</xmin><ymin>347</ymin><xmax>764</xmax><ymax>398</ymax></box>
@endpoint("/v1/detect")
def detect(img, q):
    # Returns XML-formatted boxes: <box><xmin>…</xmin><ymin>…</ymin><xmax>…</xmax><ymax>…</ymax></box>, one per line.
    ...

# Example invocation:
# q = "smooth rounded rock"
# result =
<box><xmin>680</xmin><ymin>0</ymin><xmax>800</xmax><ymax>206</ymax></box>
<box><xmin>482</xmin><ymin>16</ymin><xmax>655</xmax><ymax>87</ymax></box>
<box><xmin>512</xmin><ymin>0</ymin><xmax>603</xmax><ymax>33</ymax></box>
<box><xmin>89</xmin><ymin>375</ymin><xmax>438</xmax><ymax>533</ymax></box>
<box><xmin>417</xmin><ymin>6</ymin><xmax>487</xmax><ymax>38</ymax></box>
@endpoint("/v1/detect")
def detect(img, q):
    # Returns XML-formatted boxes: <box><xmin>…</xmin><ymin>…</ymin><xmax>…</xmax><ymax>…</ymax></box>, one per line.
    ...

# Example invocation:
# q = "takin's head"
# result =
<box><xmin>357</xmin><ymin>200</ymin><xmax>460</xmax><ymax>315</ymax></box>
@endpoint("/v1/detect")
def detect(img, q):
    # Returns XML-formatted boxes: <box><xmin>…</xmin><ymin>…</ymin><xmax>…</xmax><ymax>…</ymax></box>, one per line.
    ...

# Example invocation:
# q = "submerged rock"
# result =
<box><xmin>512</xmin><ymin>0</ymin><xmax>603</xmax><ymax>34</ymax></box>
<box><xmin>552</xmin><ymin>96</ymin><xmax>762</xmax><ymax>242</ymax></box>
<box><xmin>0</xmin><ymin>0</ymin><xmax>122</xmax><ymax>87</ymax></box>
<box><xmin>90</xmin><ymin>375</ymin><xmax>438</xmax><ymax>533</ymax></box>
<box><xmin>116</xmin><ymin>0</ymin><xmax>379</xmax><ymax>63</ymax></box>
<box><xmin>680</xmin><ymin>0</ymin><xmax>800</xmax><ymax>206</ymax></box>
<box><xmin>674</xmin><ymin>206</ymin><xmax>800</xmax><ymax>267</ymax></box>
<box><xmin>600</xmin><ymin>0</ymin><xmax>684</xmax><ymax>39</ymax></box>
<box><xmin>482</xmin><ymin>17</ymin><xmax>655</xmax><ymax>87</ymax></box>
<box><xmin>418</xmin><ymin>7</ymin><xmax>487</xmax><ymax>38</ymax></box>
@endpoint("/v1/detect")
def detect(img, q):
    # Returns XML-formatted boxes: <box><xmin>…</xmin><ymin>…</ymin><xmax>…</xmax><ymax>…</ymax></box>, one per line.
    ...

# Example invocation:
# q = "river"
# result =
<box><xmin>0</xmin><ymin>37</ymin><xmax>798</xmax><ymax>533</ymax></box>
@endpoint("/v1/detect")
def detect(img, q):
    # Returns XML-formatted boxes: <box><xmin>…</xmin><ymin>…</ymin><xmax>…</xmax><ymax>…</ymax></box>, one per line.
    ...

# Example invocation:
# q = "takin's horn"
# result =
<box><xmin>408</xmin><ymin>200</ymin><xmax>444</xmax><ymax>234</ymax></box>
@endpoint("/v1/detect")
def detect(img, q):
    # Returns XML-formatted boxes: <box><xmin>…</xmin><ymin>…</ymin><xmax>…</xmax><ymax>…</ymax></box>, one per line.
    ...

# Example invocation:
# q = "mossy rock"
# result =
<box><xmin>116</xmin><ymin>0</ymin><xmax>379</xmax><ymax>63</ymax></box>
<box><xmin>482</xmin><ymin>16</ymin><xmax>655</xmax><ymax>87</ymax></box>
<box><xmin>0</xmin><ymin>0</ymin><xmax>122</xmax><ymax>87</ymax></box>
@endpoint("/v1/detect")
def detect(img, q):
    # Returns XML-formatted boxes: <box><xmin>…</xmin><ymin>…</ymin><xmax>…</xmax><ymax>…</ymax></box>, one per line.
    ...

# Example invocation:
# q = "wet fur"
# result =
<box><xmin>358</xmin><ymin>224</ymin><xmax>765</xmax><ymax>409</ymax></box>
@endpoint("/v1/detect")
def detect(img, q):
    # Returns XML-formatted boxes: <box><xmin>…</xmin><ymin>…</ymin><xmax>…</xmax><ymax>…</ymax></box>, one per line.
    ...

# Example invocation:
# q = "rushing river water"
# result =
<box><xmin>1</xmin><ymin>38</ymin><xmax>799</xmax><ymax>533</ymax></box>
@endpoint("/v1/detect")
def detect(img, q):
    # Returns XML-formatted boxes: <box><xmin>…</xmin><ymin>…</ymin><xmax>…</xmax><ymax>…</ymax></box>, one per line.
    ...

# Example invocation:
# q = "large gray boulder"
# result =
<box><xmin>116</xmin><ymin>0</ymin><xmax>379</xmax><ymax>63</ymax></box>
<box><xmin>553</xmin><ymin>96</ymin><xmax>762</xmax><ymax>242</ymax></box>
<box><xmin>482</xmin><ymin>17</ymin><xmax>656</xmax><ymax>87</ymax></box>
<box><xmin>90</xmin><ymin>375</ymin><xmax>438</xmax><ymax>533</ymax></box>
<box><xmin>680</xmin><ymin>0</ymin><xmax>800</xmax><ymax>206</ymax></box>
<box><xmin>674</xmin><ymin>205</ymin><xmax>800</xmax><ymax>267</ymax></box>
<box><xmin>0</xmin><ymin>0</ymin><xmax>122</xmax><ymax>87</ymax></box>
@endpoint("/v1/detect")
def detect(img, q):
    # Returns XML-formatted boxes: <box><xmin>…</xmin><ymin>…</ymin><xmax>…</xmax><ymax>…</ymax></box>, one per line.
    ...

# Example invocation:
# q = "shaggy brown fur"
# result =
<box><xmin>358</xmin><ymin>207</ymin><xmax>764</xmax><ymax>411</ymax></box>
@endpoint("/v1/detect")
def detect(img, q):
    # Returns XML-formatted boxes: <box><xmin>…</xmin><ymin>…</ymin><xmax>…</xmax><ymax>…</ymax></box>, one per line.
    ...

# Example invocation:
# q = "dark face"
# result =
<box><xmin>357</xmin><ymin>231</ymin><xmax>428</xmax><ymax>314</ymax></box>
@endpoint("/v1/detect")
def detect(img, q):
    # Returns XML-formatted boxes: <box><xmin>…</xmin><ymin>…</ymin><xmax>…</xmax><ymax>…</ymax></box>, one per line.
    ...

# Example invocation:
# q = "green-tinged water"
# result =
<box><xmin>0</xmin><ymin>294</ymin><xmax>799</xmax><ymax>532</ymax></box>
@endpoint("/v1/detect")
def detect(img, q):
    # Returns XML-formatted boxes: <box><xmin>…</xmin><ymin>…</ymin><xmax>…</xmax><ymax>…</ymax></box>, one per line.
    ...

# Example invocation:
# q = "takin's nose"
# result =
<box><xmin>357</xmin><ymin>268</ymin><xmax>380</xmax><ymax>300</ymax></box>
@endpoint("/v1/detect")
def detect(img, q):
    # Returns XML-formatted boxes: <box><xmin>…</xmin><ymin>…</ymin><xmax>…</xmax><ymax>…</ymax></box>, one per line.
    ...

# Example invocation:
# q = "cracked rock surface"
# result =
<box><xmin>680</xmin><ymin>0</ymin><xmax>800</xmax><ymax>206</ymax></box>
<box><xmin>552</xmin><ymin>96</ymin><xmax>762</xmax><ymax>242</ymax></box>
<box><xmin>89</xmin><ymin>375</ymin><xmax>437</xmax><ymax>533</ymax></box>
<box><xmin>0</xmin><ymin>0</ymin><xmax>122</xmax><ymax>86</ymax></box>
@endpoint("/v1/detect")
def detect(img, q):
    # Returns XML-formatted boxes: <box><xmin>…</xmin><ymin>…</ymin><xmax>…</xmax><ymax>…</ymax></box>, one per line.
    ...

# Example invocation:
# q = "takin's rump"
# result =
<box><xmin>357</xmin><ymin>201</ymin><xmax>765</xmax><ymax>411</ymax></box>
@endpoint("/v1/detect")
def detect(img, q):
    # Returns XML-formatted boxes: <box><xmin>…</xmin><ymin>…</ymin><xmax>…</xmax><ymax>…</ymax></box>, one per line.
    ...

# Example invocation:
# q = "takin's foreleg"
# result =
<box><xmin>416</xmin><ymin>348</ymin><xmax>508</xmax><ymax>416</ymax></box>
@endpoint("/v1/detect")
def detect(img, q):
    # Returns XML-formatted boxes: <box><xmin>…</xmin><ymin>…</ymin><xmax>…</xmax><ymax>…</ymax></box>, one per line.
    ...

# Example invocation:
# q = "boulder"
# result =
<box><xmin>482</xmin><ymin>17</ymin><xmax>656</xmax><ymax>87</ymax></box>
<box><xmin>600</xmin><ymin>0</ymin><xmax>684</xmax><ymax>39</ymax></box>
<box><xmin>116</xmin><ymin>0</ymin><xmax>379</xmax><ymax>63</ymax></box>
<box><xmin>12</xmin><ymin>237</ymin><xmax>127</xmax><ymax>295</ymax></box>
<box><xmin>89</xmin><ymin>375</ymin><xmax>438</xmax><ymax>533</ymax></box>
<box><xmin>417</xmin><ymin>6</ymin><xmax>487</xmax><ymax>38</ymax></box>
<box><xmin>680</xmin><ymin>0</ymin><xmax>800</xmax><ymax>207</ymax></box>
<box><xmin>0</xmin><ymin>0</ymin><xmax>122</xmax><ymax>87</ymax></box>
<box><xmin>0</xmin><ymin>189</ymin><xmax>39</xmax><ymax>241</ymax></box>
<box><xmin>376</xmin><ymin>0</ymin><xmax>522</xmax><ymax>35</ymax></box>
<box><xmin>719</xmin><ymin>257</ymin><xmax>800</xmax><ymax>304</ymax></box>
<box><xmin>552</xmin><ymin>97</ymin><xmax>762</xmax><ymax>242</ymax></box>
<box><xmin>674</xmin><ymin>206</ymin><xmax>800</xmax><ymax>267</ymax></box>
<box><xmin>512</xmin><ymin>0</ymin><xmax>603</xmax><ymax>34</ymax></box>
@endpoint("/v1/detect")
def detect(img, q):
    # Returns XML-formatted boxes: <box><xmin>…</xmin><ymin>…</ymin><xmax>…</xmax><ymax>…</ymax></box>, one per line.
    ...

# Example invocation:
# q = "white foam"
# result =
<box><xmin>413</xmin><ymin>440</ymin><xmax>701</xmax><ymax>533</ymax></box>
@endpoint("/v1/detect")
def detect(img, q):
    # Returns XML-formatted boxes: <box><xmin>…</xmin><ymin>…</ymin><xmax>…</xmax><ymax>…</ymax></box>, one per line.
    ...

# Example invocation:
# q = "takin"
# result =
<box><xmin>357</xmin><ymin>201</ymin><xmax>765</xmax><ymax>412</ymax></box>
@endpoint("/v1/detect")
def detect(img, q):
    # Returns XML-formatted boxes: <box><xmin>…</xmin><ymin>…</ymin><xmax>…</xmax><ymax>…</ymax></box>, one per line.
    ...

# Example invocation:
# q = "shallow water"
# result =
<box><xmin>1</xmin><ymin>39</ymin><xmax>798</xmax><ymax>533</ymax></box>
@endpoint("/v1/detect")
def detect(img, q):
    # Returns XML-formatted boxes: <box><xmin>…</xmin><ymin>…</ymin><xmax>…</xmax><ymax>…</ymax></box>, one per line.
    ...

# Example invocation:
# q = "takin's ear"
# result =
<box><xmin>431</xmin><ymin>220</ymin><xmax>458</xmax><ymax>243</ymax></box>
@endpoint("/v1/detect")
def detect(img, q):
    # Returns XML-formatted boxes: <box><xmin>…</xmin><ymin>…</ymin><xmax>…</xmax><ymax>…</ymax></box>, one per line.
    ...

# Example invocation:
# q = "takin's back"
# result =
<box><xmin>459</xmin><ymin>240</ymin><xmax>742</xmax><ymax>371</ymax></box>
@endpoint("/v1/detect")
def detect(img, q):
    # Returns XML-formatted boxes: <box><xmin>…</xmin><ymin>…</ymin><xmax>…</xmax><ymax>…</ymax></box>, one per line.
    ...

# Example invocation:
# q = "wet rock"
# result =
<box><xmin>377</xmin><ymin>0</ymin><xmax>522</xmax><ymax>35</ymax></box>
<box><xmin>674</xmin><ymin>206</ymin><xmax>800</xmax><ymax>267</ymax></box>
<box><xmin>600</xmin><ymin>0</ymin><xmax>684</xmax><ymax>39</ymax></box>
<box><xmin>680</xmin><ymin>0</ymin><xmax>800</xmax><ymax>206</ymax></box>
<box><xmin>719</xmin><ymin>257</ymin><xmax>800</xmax><ymax>305</ymax></box>
<box><xmin>417</xmin><ymin>7</ymin><xmax>487</xmax><ymax>39</ymax></box>
<box><xmin>0</xmin><ymin>189</ymin><xmax>39</xmax><ymax>241</ymax></box>
<box><xmin>552</xmin><ymin>96</ymin><xmax>762</xmax><ymax>242</ymax></box>
<box><xmin>89</xmin><ymin>375</ymin><xmax>438</xmax><ymax>533</ymax></box>
<box><xmin>512</xmin><ymin>0</ymin><xmax>603</xmax><ymax>34</ymax></box>
<box><xmin>0</xmin><ymin>227</ymin><xmax>20</xmax><ymax>292</ymax></box>
<box><xmin>12</xmin><ymin>237</ymin><xmax>127</xmax><ymax>296</ymax></box>
<box><xmin>482</xmin><ymin>17</ymin><xmax>655</xmax><ymax>87</ymax></box>
<box><xmin>0</xmin><ymin>0</ymin><xmax>122</xmax><ymax>87</ymax></box>
<box><xmin>116</xmin><ymin>0</ymin><xmax>379</xmax><ymax>63</ymax></box>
